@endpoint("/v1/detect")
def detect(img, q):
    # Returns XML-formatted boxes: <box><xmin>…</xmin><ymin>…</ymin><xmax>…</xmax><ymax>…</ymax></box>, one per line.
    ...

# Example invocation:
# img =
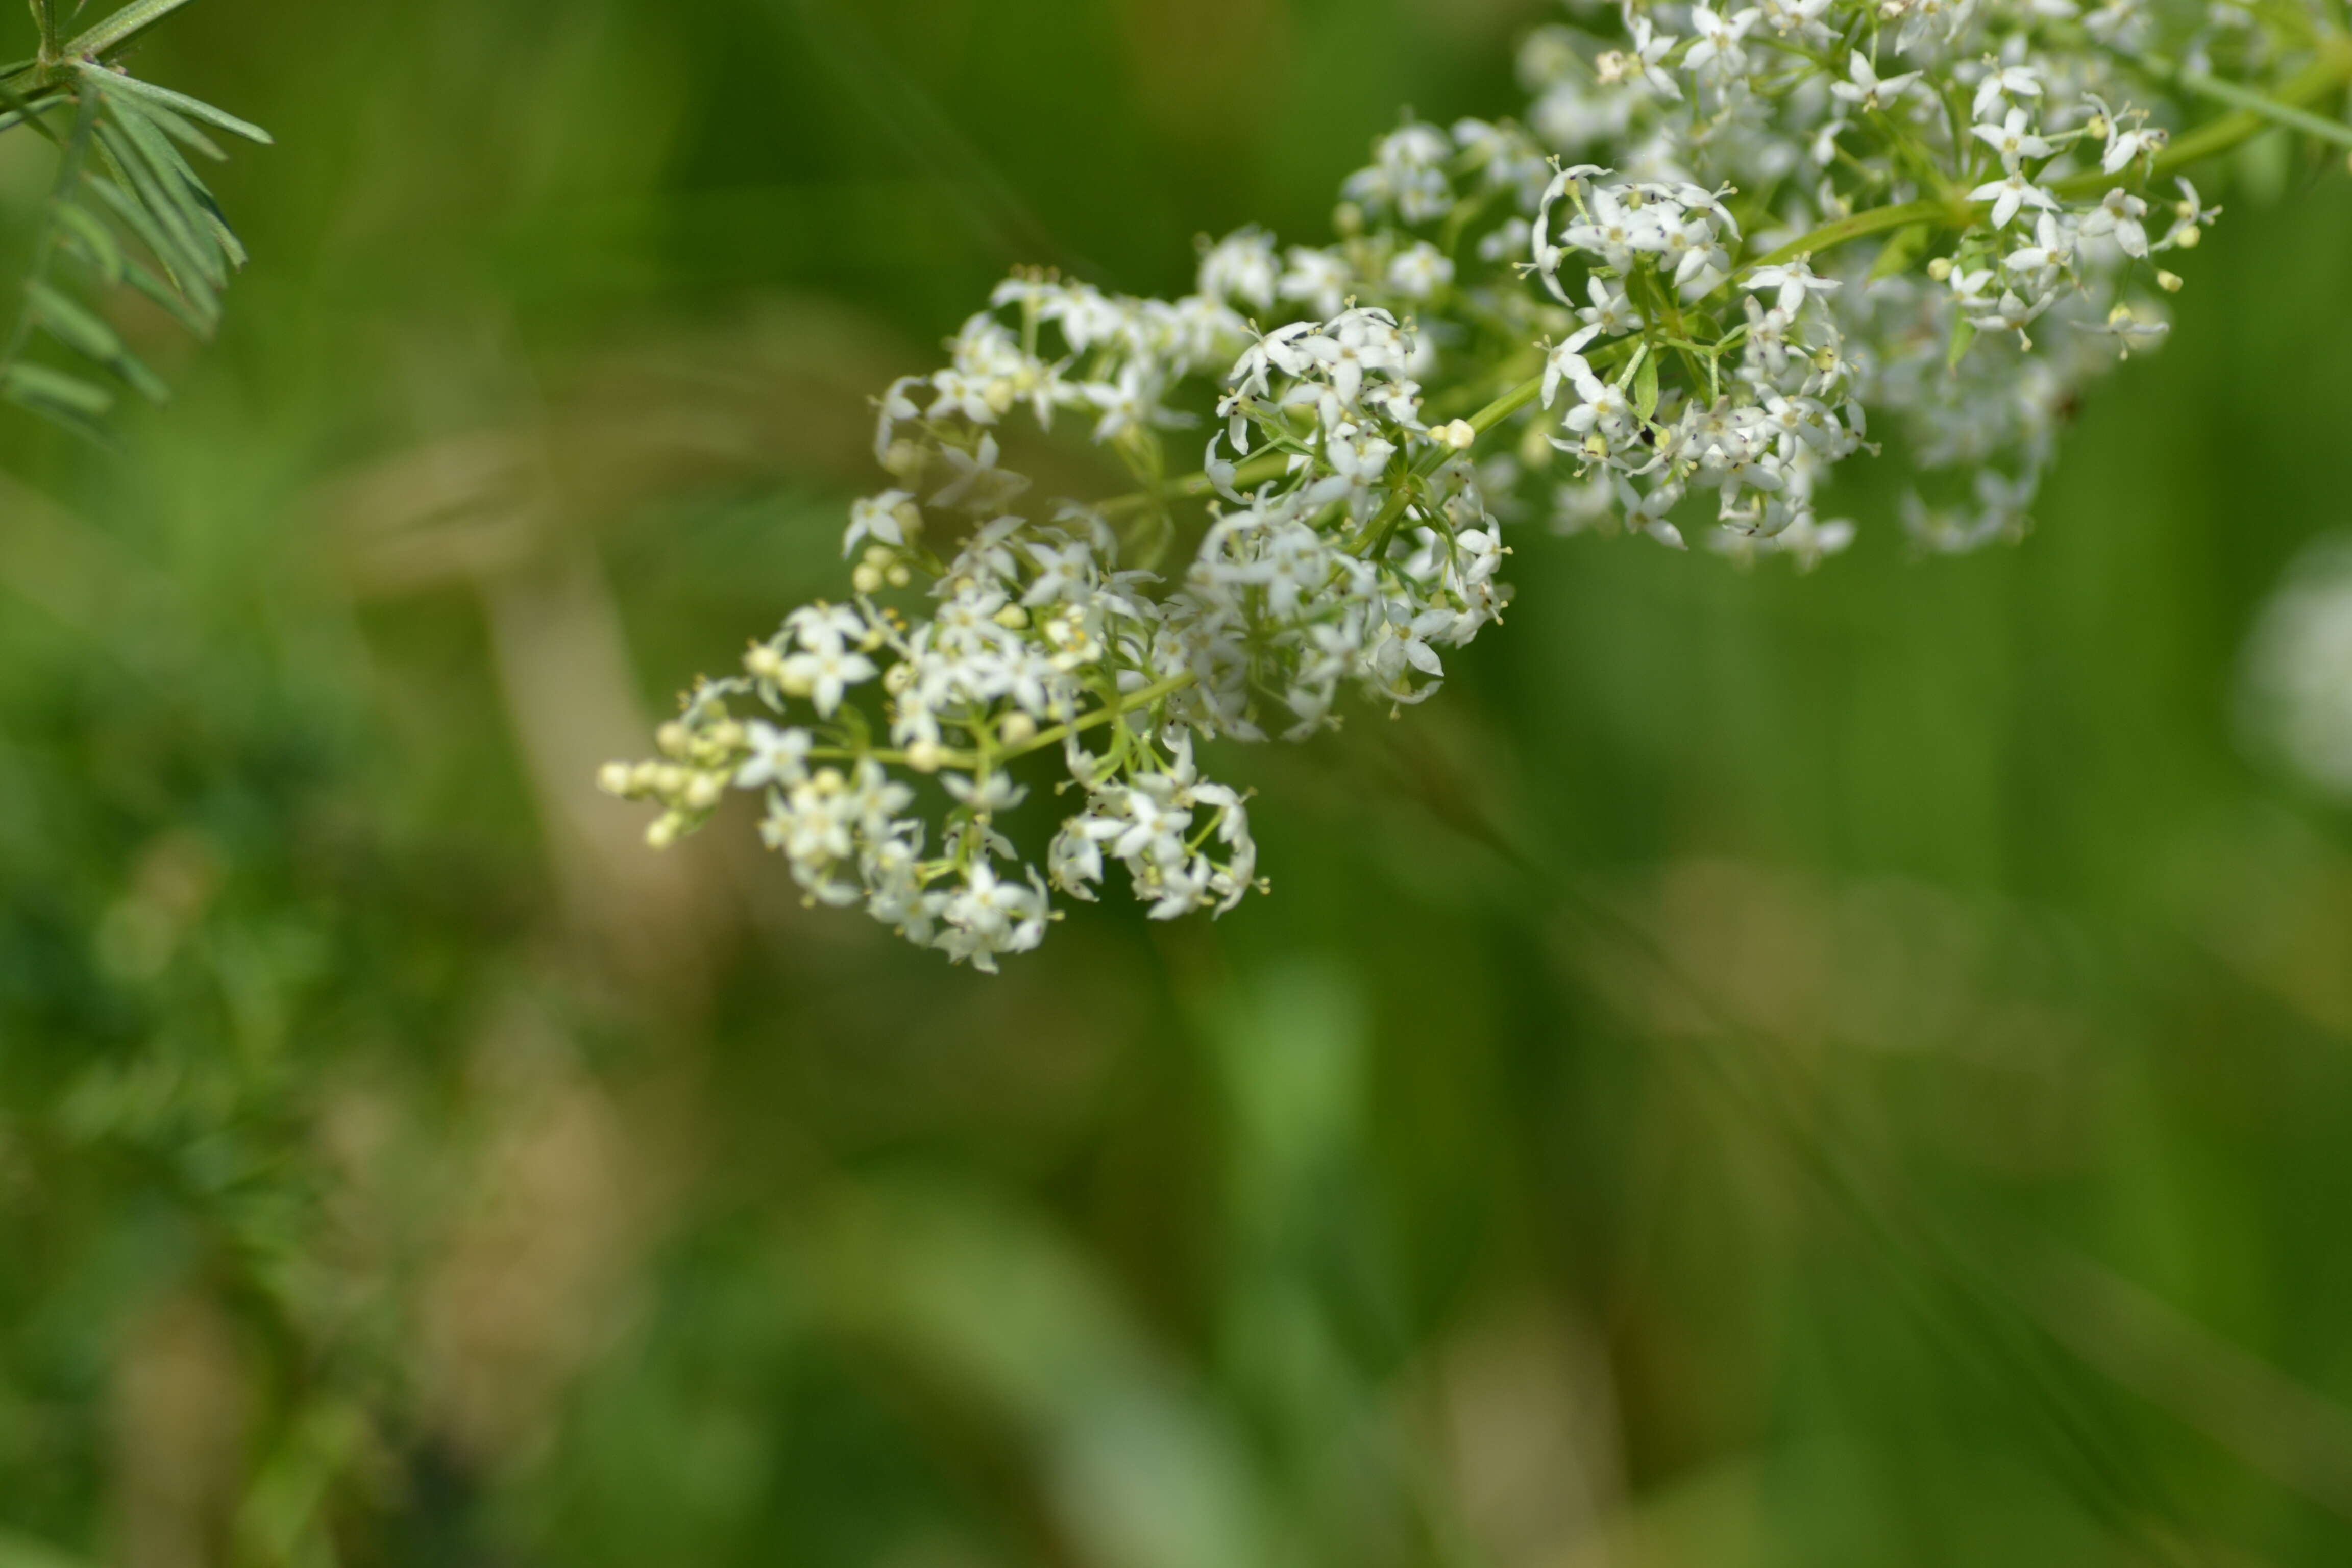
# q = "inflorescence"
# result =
<box><xmin>605</xmin><ymin>0</ymin><xmax>2351</xmax><ymax>970</ymax></box>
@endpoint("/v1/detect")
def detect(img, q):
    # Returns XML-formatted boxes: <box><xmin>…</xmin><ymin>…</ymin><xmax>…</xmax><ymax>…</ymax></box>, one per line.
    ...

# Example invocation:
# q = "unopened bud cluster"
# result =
<box><xmin>606</xmin><ymin>0</ymin><xmax>2344</xmax><ymax>966</ymax></box>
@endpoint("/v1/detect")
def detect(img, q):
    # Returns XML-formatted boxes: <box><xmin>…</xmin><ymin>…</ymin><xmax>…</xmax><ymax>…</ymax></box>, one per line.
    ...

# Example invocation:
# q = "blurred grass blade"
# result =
<box><xmin>0</xmin><ymin>1528</ymin><xmax>99</xmax><ymax>1568</ymax></box>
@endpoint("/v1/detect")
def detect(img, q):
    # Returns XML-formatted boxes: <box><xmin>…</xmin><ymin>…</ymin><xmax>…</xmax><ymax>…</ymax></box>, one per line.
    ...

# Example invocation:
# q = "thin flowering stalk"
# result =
<box><xmin>606</xmin><ymin>0</ymin><xmax>2352</xmax><ymax>969</ymax></box>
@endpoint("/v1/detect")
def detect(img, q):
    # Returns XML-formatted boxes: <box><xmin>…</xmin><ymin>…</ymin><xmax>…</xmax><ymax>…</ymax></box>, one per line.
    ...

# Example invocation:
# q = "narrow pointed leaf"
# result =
<box><xmin>107</xmin><ymin>102</ymin><xmax>230</xmax><ymax>257</ymax></box>
<box><xmin>4</xmin><ymin>359</ymin><xmax>116</xmax><ymax>419</ymax></box>
<box><xmin>27</xmin><ymin>281</ymin><xmax>170</xmax><ymax>402</ymax></box>
<box><xmin>1869</xmin><ymin>222</ymin><xmax>1931</xmax><ymax>282</ymax></box>
<box><xmin>120</xmin><ymin>255</ymin><xmax>213</xmax><ymax>336</ymax></box>
<box><xmin>1946</xmin><ymin>317</ymin><xmax>1977</xmax><ymax>370</ymax></box>
<box><xmin>0</xmin><ymin>76</ymin><xmax>65</xmax><ymax>146</ymax></box>
<box><xmin>88</xmin><ymin>172</ymin><xmax>219</xmax><ymax>319</ymax></box>
<box><xmin>53</xmin><ymin>199</ymin><xmax>125</xmax><ymax>284</ymax></box>
<box><xmin>78</xmin><ymin>62</ymin><xmax>271</xmax><ymax>145</ymax></box>
<box><xmin>96</xmin><ymin>121</ymin><xmax>223</xmax><ymax>288</ymax></box>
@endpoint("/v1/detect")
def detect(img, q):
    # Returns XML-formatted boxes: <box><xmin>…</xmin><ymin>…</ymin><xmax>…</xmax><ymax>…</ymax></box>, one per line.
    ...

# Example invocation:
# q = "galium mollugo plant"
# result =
<box><xmin>605</xmin><ymin>0</ymin><xmax>2352</xmax><ymax>972</ymax></box>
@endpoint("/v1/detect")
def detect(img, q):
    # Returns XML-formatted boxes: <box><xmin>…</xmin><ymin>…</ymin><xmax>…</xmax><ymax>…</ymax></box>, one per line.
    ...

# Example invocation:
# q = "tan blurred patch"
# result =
<box><xmin>2176</xmin><ymin>812</ymin><xmax>2352</xmax><ymax>1038</ymax></box>
<box><xmin>1564</xmin><ymin>859</ymin><xmax>2098</xmax><ymax>1177</ymax></box>
<box><xmin>1574</xmin><ymin>860</ymin><xmax>2088</xmax><ymax>1055</ymax></box>
<box><xmin>315</xmin><ymin>301</ymin><xmax>932</xmax><ymax>1009</ymax></box>
<box><xmin>415</xmin><ymin>1000</ymin><xmax>682</xmax><ymax>1472</ymax></box>
<box><xmin>92</xmin><ymin>836</ymin><xmax>222</xmax><ymax>985</ymax></box>
<box><xmin>1424</xmin><ymin>1296</ymin><xmax>1626</xmax><ymax>1568</ymax></box>
<box><xmin>111</xmin><ymin>1294</ymin><xmax>252</xmax><ymax>1568</ymax></box>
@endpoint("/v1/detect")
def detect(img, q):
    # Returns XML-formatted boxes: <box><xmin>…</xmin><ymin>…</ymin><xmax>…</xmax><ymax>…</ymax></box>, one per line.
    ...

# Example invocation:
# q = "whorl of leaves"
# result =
<box><xmin>2</xmin><ymin>0</ymin><xmax>267</xmax><ymax>437</ymax></box>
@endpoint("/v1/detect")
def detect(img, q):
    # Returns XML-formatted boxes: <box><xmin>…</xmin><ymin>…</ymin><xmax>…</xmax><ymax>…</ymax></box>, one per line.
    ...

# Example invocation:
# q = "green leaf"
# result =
<box><xmin>1946</xmin><ymin>316</ymin><xmax>1977</xmax><ymax>371</ymax></box>
<box><xmin>53</xmin><ymin>199</ymin><xmax>125</xmax><ymax>285</ymax></box>
<box><xmin>27</xmin><ymin>280</ymin><xmax>126</xmax><ymax>360</ymax></box>
<box><xmin>96</xmin><ymin>119</ymin><xmax>224</xmax><ymax>289</ymax></box>
<box><xmin>0</xmin><ymin>75</ymin><xmax>66</xmax><ymax>146</ymax></box>
<box><xmin>111</xmin><ymin>88</ymin><xmax>228</xmax><ymax>162</ymax></box>
<box><xmin>78</xmin><ymin>62</ymin><xmax>272</xmax><ymax>145</ymax></box>
<box><xmin>3</xmin><ymin>360</ymin><xmax>117</xmax><ymax>437</ymax></box>
<box><xmin>1634</xmin><ymin>348</ymin><xmax>1660</xmax><ymax>421</ymax></box>
<box><xmin>122</xmin><ymin>255</ymin><xmax>215</xmax><ymax>336</ymax></box>
<box><xmin>64</xmin><ymin>0</ymin><xmax>199</xmax><ymax>60</ymax></box>
<box><xmin>27</xmin><ymin>280</ymin><xmax>170</xmax><ymax>402</ymax></box>
<box><xmin>1869</xmin><ymin>222</ymin><xmax>1932</xmax><ymax>282</ymax></box>
<box><xmin>87</xmin><ymin>172</ymin><xmax>220</xmax><ymax>320</ymax></box>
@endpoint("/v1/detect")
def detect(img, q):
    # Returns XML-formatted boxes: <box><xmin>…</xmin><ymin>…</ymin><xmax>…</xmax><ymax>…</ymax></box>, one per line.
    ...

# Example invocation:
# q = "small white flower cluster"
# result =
<box><xmin>606</xmin><ymin>0</ymin><xmax>2347</xmax><ymax>964</ymax></box>
<box><xmin>1526</xmin><ymin>169</ymin><xmax>1867</xmax><ymax>562</ymax></box>
<box><xmin>1504</xmin><ymin>0</ymin><xmax>2256</xmax><ymax>553</ymax></box>
<box><xmin>602</xmin><ymin>274</ymin><xmax>1505</xmax><ymax>970</ymax></box>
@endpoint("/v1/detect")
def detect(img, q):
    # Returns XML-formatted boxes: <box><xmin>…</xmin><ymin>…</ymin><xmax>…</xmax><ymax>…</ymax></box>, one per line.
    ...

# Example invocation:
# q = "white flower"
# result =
<box><xmin>1577</xmin><ymin>276</ymin><xmax>1643</xmax><ymax>335</ymax></box>
<box><xmin>1971</xmin><ymin>63</ymin><xmax>2043</xmax><ymax>120</ymax></box>
<box><xmin>872</xmin><ymin>376</ymin><xmax>923</xmax><ymax>464</ymax></box>
<box><xmin>2079</xmin><ymin>187</ymin><xmax>2149</xmax><ymax>257</ymax></box>
<box><xmin>843</xmin><ymin>490</ymin><xmax>917</xmax><ymax>556</ymax></box>
<box><xmin>781</xmin><ymin>647</ymin><xmax>878</xmax><ymax>718</ymax></box>
<box><xmin>1971</xmin><ymin>107</ymin><xmax>2052</xmax><ymax>169</ymax></box>
<box><xmin>2003</xmin><ymin>212</ymin><xmax>2073</xmax><ymax>277</ymax></box>
<box><xmin>1743</xmin><ymin>260</ymin><xmax>1840</xmax><ymax>314</ymax></box>
<box><xmin>1199</xmin><ymin>227</ymin><xmax>1279</xmax><ymax>310</ymax></box>
<box><xmin>1830</xmin><ymin>51</ymin><xmax>1919</xmax><ymax>111</ymax></box>
<box><xmin>1969</xmin><ymin>170</ymin><xmax>2059</xmax><ymax>228</ymax></box>
<box><xmin>943</xmin><ymin>771</ymin><xmax>1029</xmax><ymax>813</ymax></box>
<box><xmin>929</xmin><ymin>433</ymin><xmax>1032</xmax><ymax>512</ymax></box>
<box><xmin>2159</xmin><ymin>178</ymin><xmax>2221</xmax><ymax>248</ymax></box>
<box><xmin>736</xmin><ymin>722</ymin><xmax>812</xmax><ymax>790</ymax></box>
<box><xmin>1387</xmin><ymin>241</ymin><xmax>1455</xmax><ymax>299</ymax></box>
<box><xmin>1279</xmin><ymin>247</ymin><xmax>1354</xmax><ymax>318</ymax></box>
<box><xmin>1682</xmin><ymin>5</ymin><xmax>1760</xmax><ymax>78</ymax></box>
<box><xmin>2098</xmin><ymin>106</ymin><xmax>2166</xmax><ymax>173</ymax></box>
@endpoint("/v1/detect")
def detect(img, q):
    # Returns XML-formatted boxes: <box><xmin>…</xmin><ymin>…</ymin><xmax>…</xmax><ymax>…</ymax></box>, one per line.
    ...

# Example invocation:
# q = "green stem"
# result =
<box><xmin>63</xmin><ymin>0</ymin><xmax>201</xmax><ymax>60</ymax></box>
<box><xmin>1357</xmin><ymin>368</ymin><xmax>1553</xmax><ymax>556</ymax></box>
<box><xmin>2165</xmin><ymin>52</ymin><xmax>2352</xmax><ymax>156</ymax></box>
<box><xmin>810</xmin><ymin>670</ymin><xmax>1202</xmax><ymax>773</ymax></box>
<box><xmin>999</xmin><ymin>670</ymin><xmax>1197</xmax><ymax>764</ymax></box>
<box><xmin>1750</xmin><ymin>196</ymin><xmax>1963</xmax><ymax>270</ymax></box>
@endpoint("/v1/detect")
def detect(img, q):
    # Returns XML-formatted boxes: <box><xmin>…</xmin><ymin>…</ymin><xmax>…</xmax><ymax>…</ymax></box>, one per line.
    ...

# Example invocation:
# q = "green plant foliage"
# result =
<box><xmin>0</xmin><ymin>0</ymin><xmax>266</xmax><ymax>437</ymax></box>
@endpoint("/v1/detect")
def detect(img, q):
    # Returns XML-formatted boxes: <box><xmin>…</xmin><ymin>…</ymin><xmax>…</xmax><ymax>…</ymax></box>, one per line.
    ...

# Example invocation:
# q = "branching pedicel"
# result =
<box><xmin>606</xmin><ymin>0</ymin><xmax>2352</xmax><ymax>971</ymax></box>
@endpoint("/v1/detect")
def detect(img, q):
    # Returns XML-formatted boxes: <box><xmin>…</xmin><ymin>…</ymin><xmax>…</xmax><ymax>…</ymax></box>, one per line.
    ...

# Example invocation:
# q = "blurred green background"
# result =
<box><xmin>4</xmin><ymin>1</ymin><xmax>2352</xmax><ymax>1564</ymax></box>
